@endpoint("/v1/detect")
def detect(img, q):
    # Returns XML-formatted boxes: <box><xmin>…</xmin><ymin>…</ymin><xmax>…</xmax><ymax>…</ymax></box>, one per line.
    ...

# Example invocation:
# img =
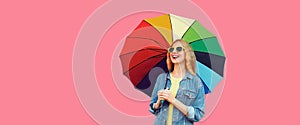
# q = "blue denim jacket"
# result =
<box><xmin>149</xmin><ymin>72</ymin><xmax>205</xmax><ymax>125</ymax></box>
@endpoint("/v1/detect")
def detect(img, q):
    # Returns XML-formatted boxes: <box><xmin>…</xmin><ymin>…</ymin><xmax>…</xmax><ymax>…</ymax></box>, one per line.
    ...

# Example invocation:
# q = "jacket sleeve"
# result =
<box><xmin>149</xmin><ymin>73</ymin><xmax>165</xmax><ymax>115</ymax></box>
<box><xmin>186</xmin><ymin>77</ymin><xmax>205</xmax><ymax>122</ymax></box>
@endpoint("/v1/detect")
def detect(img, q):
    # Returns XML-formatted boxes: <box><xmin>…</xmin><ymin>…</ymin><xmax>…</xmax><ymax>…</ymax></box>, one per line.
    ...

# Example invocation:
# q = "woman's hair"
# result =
<box><xmin>166</xmin><ymin>39</ymin><xmax>197</xmax><ymax>76</ymax></box>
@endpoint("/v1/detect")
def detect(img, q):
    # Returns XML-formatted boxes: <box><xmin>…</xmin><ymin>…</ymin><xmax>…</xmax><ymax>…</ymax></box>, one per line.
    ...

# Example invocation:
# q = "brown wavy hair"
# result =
<box><xmin>166</xmin><ymin>39</ymin><xmax>197</xmax><ymax>76</ymax></box>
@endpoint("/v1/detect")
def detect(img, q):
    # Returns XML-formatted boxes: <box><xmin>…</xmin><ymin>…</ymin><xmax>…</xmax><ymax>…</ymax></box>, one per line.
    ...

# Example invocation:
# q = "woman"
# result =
<box><xmin>149</xmin><ymin>39</ymin><xmax>205</xmax><ymax>125</ymax></box>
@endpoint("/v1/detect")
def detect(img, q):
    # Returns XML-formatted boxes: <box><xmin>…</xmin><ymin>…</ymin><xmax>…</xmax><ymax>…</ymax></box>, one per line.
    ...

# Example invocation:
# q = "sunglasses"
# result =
<box><xmin>168</xmin><ymin>46</ymin><xmax>184</xmax><ymax>53</ymax></box>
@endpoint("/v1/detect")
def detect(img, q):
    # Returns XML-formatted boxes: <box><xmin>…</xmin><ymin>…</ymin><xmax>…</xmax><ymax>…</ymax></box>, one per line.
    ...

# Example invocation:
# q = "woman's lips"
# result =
<box><xmin>171</xmin><ymin>54</ymin><xmax>179</xmax><ymax>59</ymax></box>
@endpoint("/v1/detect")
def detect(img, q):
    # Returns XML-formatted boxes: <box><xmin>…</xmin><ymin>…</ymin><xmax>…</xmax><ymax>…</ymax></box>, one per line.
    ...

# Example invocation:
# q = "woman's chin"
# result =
<box><xmin>171</xmin><ymin>59</ymin><xmax>183</xmax><ymax>64</ymax></box>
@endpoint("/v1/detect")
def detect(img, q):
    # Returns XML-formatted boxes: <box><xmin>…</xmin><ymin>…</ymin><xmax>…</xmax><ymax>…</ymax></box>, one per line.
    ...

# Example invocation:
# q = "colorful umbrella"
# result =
<box><xmin>119</xmin><ymin>13</ymin><xmax>226</xmax><ymax>96</ymax></box>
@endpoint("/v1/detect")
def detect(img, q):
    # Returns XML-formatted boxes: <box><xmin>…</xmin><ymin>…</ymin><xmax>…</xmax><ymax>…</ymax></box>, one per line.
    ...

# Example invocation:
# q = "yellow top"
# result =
<box><xmin>166</xmin><ymin>74</ymin><xmax>182</xmax><ymax>125</ymax></box>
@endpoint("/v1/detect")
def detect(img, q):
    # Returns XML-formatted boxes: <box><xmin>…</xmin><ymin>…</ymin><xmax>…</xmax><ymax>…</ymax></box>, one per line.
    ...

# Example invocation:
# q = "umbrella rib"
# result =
<box><xmin>142</xmin><ymin>20</ymin><xmax>171</xmax><ymax>47</ymax></box>
<box><xmin>127</xmin><ymin>36</ymin><xmax>169</xmax><ymax>48</ymax></box>
<box><xmin>188</xmin><ymin>36</ymin><xmax>216</xmax><ymax>44</ymax></box>
<box><xmin>120</xmin><ymin>48</ymin><xmax>166</xmax><ymax>57</ymax></box>
<box><xmin>123</xmin><ymin>53</ymin><xmax>167</xmax><ymax>74</ymax></box>
<box><xmin>180</xmin><ymin>21</ymin><xmax>216</xmax><ymax>43</ymax></box>
<box><xmin>168</xmin><ymin>14</ymin><xmax>173</xmax><ymax>42</ymax></box>
<box><xmin>180</xmin><ymin>21</ymin><xmax>196</xmax><ymax>39</ymax></box>
<box><xmin>194</xmin><ymin>51</ymin><xmax>226</xmax><ymax>76</ymax></box>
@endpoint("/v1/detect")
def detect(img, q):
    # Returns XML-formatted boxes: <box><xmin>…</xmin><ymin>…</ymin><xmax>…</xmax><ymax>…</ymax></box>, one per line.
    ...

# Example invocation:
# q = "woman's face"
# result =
<box><xmin>169</xmin><ymin>42</ymin><xmax>185</xmax><ymax>64</ymax></box>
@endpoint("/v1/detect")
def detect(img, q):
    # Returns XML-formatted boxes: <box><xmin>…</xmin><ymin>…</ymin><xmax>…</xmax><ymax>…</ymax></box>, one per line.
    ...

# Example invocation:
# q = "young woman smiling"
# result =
<box><xmin>149</xmin><ymin>39</ymin><xmax>205</xmax><ymax>125</ymax></box>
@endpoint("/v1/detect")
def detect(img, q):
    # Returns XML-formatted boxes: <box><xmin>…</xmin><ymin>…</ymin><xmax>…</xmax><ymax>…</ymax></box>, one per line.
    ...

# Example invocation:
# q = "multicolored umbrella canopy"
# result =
<box><xmin>120</xmin><ymin>13</ymin><xmax>226</xmax><ymax>96</ymax></box>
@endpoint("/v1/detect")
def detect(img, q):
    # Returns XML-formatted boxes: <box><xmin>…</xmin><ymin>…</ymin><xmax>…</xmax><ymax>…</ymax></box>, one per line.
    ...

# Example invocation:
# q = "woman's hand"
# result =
<box><xmin>153</xmin><ymin>89</ymin><xmax>165</xmax><ymax>109</ymax></box>
<box><xmin>156</xmin><ymin>90</ymin><xmax>165</xmax><ymax>103</ymax></box>
<box><xmin>161</xmin><ymin>90</ymin><xmax>175</xmax><ymax>104</ymax></box>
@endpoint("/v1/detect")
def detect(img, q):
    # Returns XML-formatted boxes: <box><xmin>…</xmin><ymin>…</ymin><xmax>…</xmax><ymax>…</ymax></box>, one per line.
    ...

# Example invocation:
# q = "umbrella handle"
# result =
<box><xmin>161</xmin><ymin>73</ymin><xmax>169</xmax><ymax>104</ymax></box>
<box><xmin>160</xmin><ymin>86</ymin><xmax>169</xmax><ymax>104</ymax></box>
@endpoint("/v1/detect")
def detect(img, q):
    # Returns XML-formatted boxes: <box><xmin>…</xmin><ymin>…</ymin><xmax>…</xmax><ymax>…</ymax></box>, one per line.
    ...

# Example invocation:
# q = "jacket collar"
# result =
<box><xmin>166</xmin><ymin>71</ymin><xmax>193</xmax><ymax>80</ymax></box>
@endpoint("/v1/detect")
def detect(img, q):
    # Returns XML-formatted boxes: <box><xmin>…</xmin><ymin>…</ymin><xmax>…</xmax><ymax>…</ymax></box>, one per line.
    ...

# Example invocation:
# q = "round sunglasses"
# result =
<box><xmin>168</xmin><ymin>46</ymin><xmax>184</xmax><ymax>53</ymax></box>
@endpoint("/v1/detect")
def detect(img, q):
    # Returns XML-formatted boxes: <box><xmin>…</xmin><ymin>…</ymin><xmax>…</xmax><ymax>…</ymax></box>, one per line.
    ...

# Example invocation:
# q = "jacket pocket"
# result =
<box><xmin>177</xmin><ymin>89</ymin><xmax>197</xmax><ymax>105</ymax></box>
<box><xmin>183</xmin><ymin>90</ymin><xmax>197</xmax><ymax>99</ymax></box>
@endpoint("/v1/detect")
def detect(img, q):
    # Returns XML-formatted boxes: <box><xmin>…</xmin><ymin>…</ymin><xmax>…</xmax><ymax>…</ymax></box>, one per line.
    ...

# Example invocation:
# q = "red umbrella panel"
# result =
<box><xmin>120</xmin><ymin>21</ymin><xmax>170</xmax><ymax>96</ymax></box>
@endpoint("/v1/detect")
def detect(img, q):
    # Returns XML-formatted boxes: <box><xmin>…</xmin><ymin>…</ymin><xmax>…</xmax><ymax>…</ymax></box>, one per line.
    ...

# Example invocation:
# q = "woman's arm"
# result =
<box><xmin>184</xmin><ymin>85</ymin><xmax>205</xmax><ymax>122</ymax></box>
<box><xmin>161</xmin><ymin>90</ymin><xmax>189</xmax><ymax>115</ymax></box>
<box><xmin>149</xmin><ymin>73</ymin><xmax>165</xmax><ymax>115</ymax></box>
<box><xmin>162</xmin><ymin>79</ymin><xmax>205</xmax><ymax>122</ymax></box>
<box><xmin>171</xmin><ymin>98</ymin><xmax>188</xmax><ymax>115</ymax></box>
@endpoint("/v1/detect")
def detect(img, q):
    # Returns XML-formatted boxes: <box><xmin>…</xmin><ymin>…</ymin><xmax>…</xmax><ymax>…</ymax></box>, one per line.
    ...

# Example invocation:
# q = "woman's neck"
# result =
<box><xmin>172</xmin><ymin>62</ymin><xmax>186</xmax><ymax>78</ymax></box>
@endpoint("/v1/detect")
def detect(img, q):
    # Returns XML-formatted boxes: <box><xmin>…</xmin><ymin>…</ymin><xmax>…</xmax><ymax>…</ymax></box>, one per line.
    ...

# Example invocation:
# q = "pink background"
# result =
<box><xmin>1</xmin><ymin>0</ymin><xmax>299</xmax><ymax>125</ymax></box>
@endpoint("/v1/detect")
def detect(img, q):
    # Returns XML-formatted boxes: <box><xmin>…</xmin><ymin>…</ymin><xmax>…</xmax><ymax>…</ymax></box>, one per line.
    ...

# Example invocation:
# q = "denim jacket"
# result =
<box><xmin>149</xmin><ymin>72</ymin><xmax>205</xmax><ymax>125</ymax></box>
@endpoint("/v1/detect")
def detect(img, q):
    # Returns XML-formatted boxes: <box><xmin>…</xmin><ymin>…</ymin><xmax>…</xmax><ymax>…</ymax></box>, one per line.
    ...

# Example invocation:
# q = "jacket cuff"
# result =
<box><xmin>149</xmin><ymin>103</ymin><xmax>161</xmax><ymax>114</ymax></box>
<box><xmin>187</xmin><ymin>106</ymin><xmax>195</xmax><ymax>119</ymax></box>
